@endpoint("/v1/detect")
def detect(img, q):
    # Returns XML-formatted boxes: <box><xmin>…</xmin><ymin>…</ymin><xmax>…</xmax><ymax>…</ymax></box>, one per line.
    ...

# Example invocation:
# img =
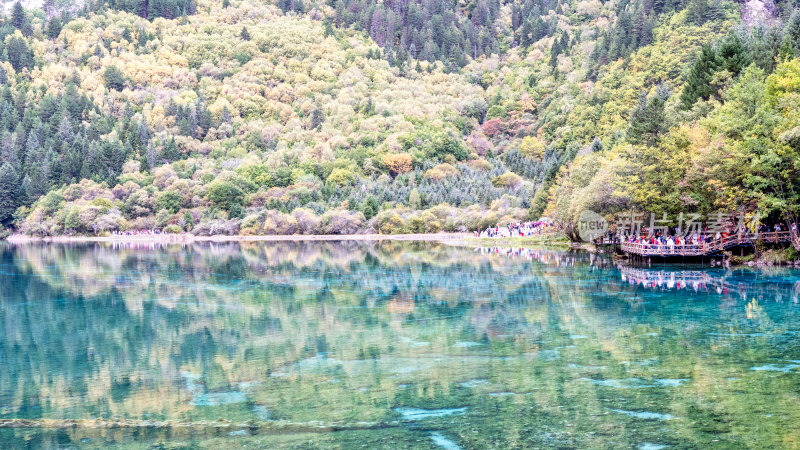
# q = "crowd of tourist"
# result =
<box><xmin>623</xmin><ymin>222</ymin><xmax>798</xmax><ymax>250</ymax></box>
<box><xmin>475</xmin><ymin>215</ymin><xmax>800</xmax><ymax>248</ymax></box>
<box><xmin>477</xmin><ymin>221</ymin><xmax>550</xmax><ymax>238</ymax></box>
<box><xmin>108</xmin><ymin>229</ymin><xmax>191</xmax><ymax>245</ymax></box>
<box><xmin>111</xmin><ymin>229</ymin><xmax>176</xmax><ymax>236</ymax></box>
<box><xmin>625</xmin><ymin>230</ymin><xmax>719</xmax><ymax>249</ymax></box>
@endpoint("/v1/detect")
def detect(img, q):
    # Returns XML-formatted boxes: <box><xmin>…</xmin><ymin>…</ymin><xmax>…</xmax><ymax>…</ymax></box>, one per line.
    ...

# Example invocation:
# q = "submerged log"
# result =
<box><xmin>0</xmin><ymin>418</ymin><xmax>402</xmax><ymax>434</ymax></box>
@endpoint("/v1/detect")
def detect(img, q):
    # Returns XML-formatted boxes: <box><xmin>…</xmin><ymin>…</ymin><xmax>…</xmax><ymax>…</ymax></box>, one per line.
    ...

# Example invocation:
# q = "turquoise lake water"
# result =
<box><xmin>0</xmin><ymin>241</ymin><xmax>799</xmax><ymax>448</ymax></box>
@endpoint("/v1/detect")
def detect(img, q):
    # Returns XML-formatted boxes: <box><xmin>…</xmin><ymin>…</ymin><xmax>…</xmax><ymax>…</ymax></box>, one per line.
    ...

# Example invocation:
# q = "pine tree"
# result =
<box><xmin>11</xmin><ymin>2</ymin><xmax>26</xmax><ymax>31</ymax></box>
<box><xmin>159</xmin><ymin>138</ymin><xmax>179</xmax><ymax>162</ymax></box>
<box><xmin>0</xmin><ymin>162</ymin><xmax>19</xmax><ymax>225</ymax></box>
<box><xmin>26</xmin><ymin>150</ymin><xmax>53</xmax><ymax>198</ymax></box>
<box><xmin>786</xmin><ymin>9</ymin><xmax>800</xmax><ymax>54</ymax></box>
<box><xmin>178</xmin><ymin>117</ymin><xmax>192</xmax><ymax>137</ymax></box>
<box><xmin>44</xmin><ymin>0</ymin><xmax>56</xmax><ymax>17</ymax></box>
<box><xmin>717</xmin><ymin>33</ymin><xmax>751</xmax><ymax>77</ymax></box>
<box><xmin>311</xmin><ymin>108</ymin><xmax>324</xmax><ymax>130</ymax></box>
<box><xmin>362</xmin><ymin>196</ymin><xmax>379</xmax><ymax>219</ymax></box>
<box><xmin>222</xmin><ymin>0</ymin><xmax>230</xmax><ymax>8</ymax></box>
<box><xmin>591</xmin><ymin>137</ymin><xmax>604</xmax><ymax>152</ymax></box>
<box><xmin>221</xmin><ymin>106</ymin><xmax>232</xmax><ymax>125</ymax></box>
<box><xmin>408</xmin><ymin>188</ymin><xmax>421</xmax><ymax>209</ymax></box>
<box><xmin>228</xmin><ymin>202</ymin><xmax>244</xmax><ymax>219</ymax></box>
<box><xmin>63</xmin><ymin>142</ymin><xmax>82</xmax><ymax>182</ymax></box>
<box><xmin>706</xmin><ymin>0</ymin><xmax>724</xmax><ymax>22</ymax></box>
<box><xmin>19</xmin><ymin>175</ymin><xmax>31</xmax><ymax>207</ymax></box>
<box><xmin>549</xmin><ymin>34</ymin><xmax>563</xmax><ymax>67</ymax></box>
<box><xmin>139</xmin><ymin>150</ymin><xmax>151</xmax><ymax>173</ymax></box>
<box><xmin>680</xmin><ymin>45</ymin><xmax>721</xmax><ymax>109</ymax></box>
<box><xmin>183</xmin><ymin>211</ymin><xmax>194</xmax><ymax>230</ymax></box>
<box><xmin>46</xmin><ymin>17</ymin><xmax>63</xmax><ymax>39</ymax></box>
<box><xmin>136</xmin><ymin>120</ymin><xmax>150</xmax><ymax>149</ymax></box>
<box><xmin>240</xmin><ymin>26</ymin><xmax>251</xmax><ymax>41</ymax></box>
<box><xmin>138</xmin><ymin>28</ymin><xmax>149</xmax><ymax>47</ymax></box>
<box><xmin>628</xmin><ymin>86</ymin><xmax>669</xmax><ymax>146</ymax></box>
<box><xmin>103</xmin><ymin>66</ymin><xmax>126</xmax><ymax>91</ymax></box>
<box><xmin>6</xmin><ymin>36</ymin><xmax>33</xmax><ymax>72</ymax></box>
<box><xmin>687</xmin><ymin>0</ymin><xmax>709</xmax><ymax>25</ymax></box>
<box><xmin>195</xmin><ymin>101</ymin><xmax>212</xmax><ymax>136</ymax></box>
<box><xmin>748</xmin><ymin>26</ymin><xmax>782</xmax><ymax>73</ymax></box>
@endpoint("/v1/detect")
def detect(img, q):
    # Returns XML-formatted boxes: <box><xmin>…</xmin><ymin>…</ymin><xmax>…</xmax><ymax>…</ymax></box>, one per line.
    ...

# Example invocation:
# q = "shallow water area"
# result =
<box><xmin>1</xmin><ymin>240</ymin><xmax>799</xmax><ymax>448</ymax></box>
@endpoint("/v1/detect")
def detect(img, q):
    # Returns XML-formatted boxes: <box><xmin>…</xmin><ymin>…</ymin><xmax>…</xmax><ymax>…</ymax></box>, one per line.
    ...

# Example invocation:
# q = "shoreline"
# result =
<box><xmin>4</xmin><ymin>232</ymin><xmax>475</xmax><ymax>244</ymax></box>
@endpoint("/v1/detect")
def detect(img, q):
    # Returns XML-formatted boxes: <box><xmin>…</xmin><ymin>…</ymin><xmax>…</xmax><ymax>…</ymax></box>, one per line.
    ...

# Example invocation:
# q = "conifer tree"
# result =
<box><xmin>6</xmin><ymin>36</ymin><xmax>33</xmax><ymax>72</ymax></box>
<box><xmin>680</xmin><ymin>45</ymin><xmax>721</xmax><ymax>109</ymax></box>
<box><xmin>0</xmin><ymin>163</ymin><xmax>19</xmax><ymax>225</ymax></box>
<box><xmin>160</xmin><ymin>138</ymin><xmax>179</xmax><ymax>162</ymax></box>
<box><xmin>11</xmin><ymin>2</ymin><xmax>26</xmax><ymax>31</ymax></box>
<box><xmin>717</xmin><ymin>33</ymin><xmax>751</xmax><ymax>77</ymax></box>
<box><xmin>628</xmin><ymin>85</ymin><xmax>669</xmax><ymax>146</ymax></box>
<box><xmin>104</xmin><ymin>66</ymin><xmax>126</xmax><ymax>91</ymax></box>
<box><xmin>46</xmin><ymin>17</ymin><xmax>63</xmax><ymax>39</ymax></box>
<box><xmin>786</xmin><ymin>9</ymin><xmax>800</xmax><ymax>54</ymax></box>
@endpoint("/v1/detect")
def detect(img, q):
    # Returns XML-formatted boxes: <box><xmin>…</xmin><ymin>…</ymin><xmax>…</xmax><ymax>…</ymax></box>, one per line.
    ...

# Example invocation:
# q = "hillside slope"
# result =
<box><xmin>0</xmin><ymin>0</ymin><xmax>798</xmax><ymax>236</ymax></box>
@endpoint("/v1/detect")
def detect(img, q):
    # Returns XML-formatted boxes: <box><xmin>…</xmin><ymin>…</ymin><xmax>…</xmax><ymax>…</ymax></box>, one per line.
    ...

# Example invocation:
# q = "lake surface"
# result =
<box><xmin>1</xmin><ymin>241</ymin><xmax>799</xmax><ymax>449</ymax></box>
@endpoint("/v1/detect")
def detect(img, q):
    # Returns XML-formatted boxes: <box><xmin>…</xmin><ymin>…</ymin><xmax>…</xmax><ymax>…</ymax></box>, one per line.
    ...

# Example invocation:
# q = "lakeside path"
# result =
<box><xmin>5</xmin><ymin>233</ymin><xmax>473</xmax><ymax>244</ymax></box>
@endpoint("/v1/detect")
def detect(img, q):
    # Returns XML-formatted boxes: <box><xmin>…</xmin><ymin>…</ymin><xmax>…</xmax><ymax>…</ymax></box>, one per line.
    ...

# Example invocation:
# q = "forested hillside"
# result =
<box><xmin>0</xmin><ymin>0</ymin><xmax>799</xmax><ymax>236</ymax></box>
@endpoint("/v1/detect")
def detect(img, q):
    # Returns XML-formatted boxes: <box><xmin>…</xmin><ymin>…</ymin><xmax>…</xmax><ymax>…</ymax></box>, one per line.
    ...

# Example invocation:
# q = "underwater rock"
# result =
<box><xmin>609</xmin><ymin>409</ymin><xmax>675</xmax><ymax>420</ymax></box>
<box><xmin>401</xmin><ymin>337</ymin><xmax>430</xmax><ymax>348</ymax></box>
<box><xmin>750</xmin><ymin>364</ymin><xmax>800</xmax><ymax>372</ymax></box>
<box><xmin>638</xmin><ymin>443</ymin><xmax>667</xmax><ymax>450</ymax></box>
<box><xmin>458</xmin><ymin>379</ymin><xmax>489</xmax><ymax>388</ymax></box>
<box><xmin>393</xmin><ymin>407</ymin><xmax>467</xmax><ymax>420</ymax></box>
<box><xmin>526</xmin><ymin>349</ymin><xmax>560</xmax><ymax>360</ymax></box>
<box><xmin>182</xmin><ymin>371</ymin><xmax>248</xmax><ymax>406</ymax></box>
<box><xmin>191</xmin><ymin>391</ymin><xmax>247</xmax><ymax>406</ymax></box>
<box><xmin>453</xmin><ymin>341</ymin><xmax>482</xmax><ymax>348</ymax></box>
<box><xmin>430</xmin><ymin>431</ymin><xmax>462</xmax><ymax>450</ymax></box>
<box><xmin>252</xmin><ymin>405</ymin><xmax>271</xmax><ymax>421</ymax></box>
<box><xmin>582</xmin><ymin>378</ymin><xmax>688</xmax><ymax>389</ymax></box>
<box><xmin>488</xmin><ymin>392</ymin><xmax>516</xmax><ymax>397</ymax></box>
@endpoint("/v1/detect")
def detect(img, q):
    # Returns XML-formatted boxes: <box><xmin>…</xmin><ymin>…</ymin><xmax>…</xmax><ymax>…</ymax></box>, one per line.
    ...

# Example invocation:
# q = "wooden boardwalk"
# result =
<box><xmin>620</xmin><ymin>231</ymin><xmax>792</xmax><ymax>257</ymax></box>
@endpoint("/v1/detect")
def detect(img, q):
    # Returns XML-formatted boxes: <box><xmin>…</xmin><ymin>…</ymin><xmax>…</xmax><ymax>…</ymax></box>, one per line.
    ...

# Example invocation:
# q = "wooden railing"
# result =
<box><xmin>620</xmin><ymin>231</ymin><xmax>792</xmax><ymax>257</ymax></box>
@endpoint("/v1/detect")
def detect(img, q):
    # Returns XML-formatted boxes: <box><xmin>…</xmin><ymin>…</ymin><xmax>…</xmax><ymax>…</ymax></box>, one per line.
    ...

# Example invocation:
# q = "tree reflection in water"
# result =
<box><xmin>0</xmin><ymin>241</ymin><xmax>799</xmax><ymax>448</ymax></box>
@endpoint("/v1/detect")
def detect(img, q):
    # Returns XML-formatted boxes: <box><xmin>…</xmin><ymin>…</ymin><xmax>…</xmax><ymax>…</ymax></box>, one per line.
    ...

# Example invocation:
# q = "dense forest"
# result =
<box><xmin>0</xmin><ymin>0</ymin><xmax>799</xmax><ymax>236</ymax></box>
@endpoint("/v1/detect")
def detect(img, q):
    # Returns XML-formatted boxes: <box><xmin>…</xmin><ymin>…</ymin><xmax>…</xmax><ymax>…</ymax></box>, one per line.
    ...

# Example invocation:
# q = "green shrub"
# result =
<box><xmin>41</xmin><ymin>192</ymin><xmax>64</xmax><ymax>215</ymax></box>
<box><xmin>163</xmin><ymin>224</ymin><xmax>183</xmax><ymax>234</ymax></box>
<box><xmin>492</xmin><ymin>172</ymin><xmax>522</xmax><ymax>189</ymax></box>
<box><xmin>326</xmin><ymin>168</ymin><xmax>355</xmax><ymax>186</ymax></box>
<box><xmin>156</xmin><ymin>191</ymin><xmax>182</xmax><ymax>214</ymax></box>
<box><xmin>373</xmin><ymin>210</ymin><xmax>405</xmax><ymax>234</ymax></box>
<box><xmin>206</xmin><ymin>181</ymin><xmax>244</xmax><ymax>211</ymax></box>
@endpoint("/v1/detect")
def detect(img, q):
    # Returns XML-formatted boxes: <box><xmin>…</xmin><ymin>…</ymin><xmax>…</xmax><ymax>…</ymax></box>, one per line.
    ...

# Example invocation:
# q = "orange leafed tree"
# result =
<box><xmin>382</xmin><ymin>153</ymin><xmax>413</xmax><ymax>176</ymax></box>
